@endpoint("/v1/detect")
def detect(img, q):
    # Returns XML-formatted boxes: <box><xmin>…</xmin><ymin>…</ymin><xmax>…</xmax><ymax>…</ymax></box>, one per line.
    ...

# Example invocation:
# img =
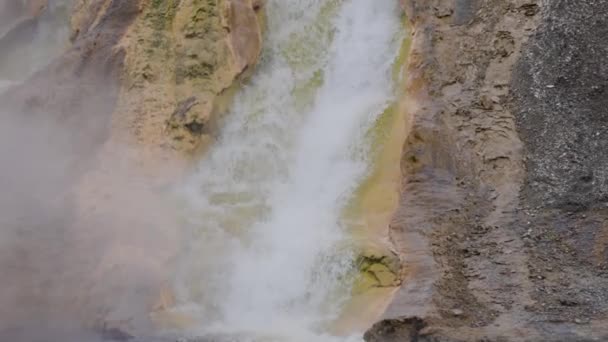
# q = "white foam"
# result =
<box><xmin>175</xmin><ymin>1</ymin><xmax>403</xmax><ymax>340</ymax></box>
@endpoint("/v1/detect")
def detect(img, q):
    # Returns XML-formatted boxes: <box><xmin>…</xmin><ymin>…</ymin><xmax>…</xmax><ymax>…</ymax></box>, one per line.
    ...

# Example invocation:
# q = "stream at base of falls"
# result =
<box><xmin>173</xmin><ymin>0</ymin><xmax>405</xmax><ymax>341</ymax></box>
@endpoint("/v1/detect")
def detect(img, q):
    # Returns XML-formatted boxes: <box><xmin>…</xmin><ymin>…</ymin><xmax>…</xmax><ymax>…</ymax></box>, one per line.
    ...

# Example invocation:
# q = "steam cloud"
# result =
<box><xmin>0</xmin><ymin>1</ymin><xmax>178</xmax><ymax>341</ymax></box>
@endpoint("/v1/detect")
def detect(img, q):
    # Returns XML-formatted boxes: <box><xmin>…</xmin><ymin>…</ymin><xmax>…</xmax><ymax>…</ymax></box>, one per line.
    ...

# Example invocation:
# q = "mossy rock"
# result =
<box><xmin>353</xmin><ymin>245</ymin><xmax>401</xmax><ymax>293</ymax></box>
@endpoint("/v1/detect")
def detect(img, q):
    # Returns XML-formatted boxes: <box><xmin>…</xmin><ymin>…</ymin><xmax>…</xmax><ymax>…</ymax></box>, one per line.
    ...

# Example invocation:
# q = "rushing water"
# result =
<box><xmin>174</xmin><ymin>0</ymin><xmax>404</xmax><ymax>341</ymax></box>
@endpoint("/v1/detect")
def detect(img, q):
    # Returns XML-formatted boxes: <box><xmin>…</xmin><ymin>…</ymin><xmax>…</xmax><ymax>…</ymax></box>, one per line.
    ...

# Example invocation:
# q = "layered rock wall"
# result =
<box><xmin>367</xmin><ymin>0</ymin><xmax>608</xmax><ymax>341</ymax></box>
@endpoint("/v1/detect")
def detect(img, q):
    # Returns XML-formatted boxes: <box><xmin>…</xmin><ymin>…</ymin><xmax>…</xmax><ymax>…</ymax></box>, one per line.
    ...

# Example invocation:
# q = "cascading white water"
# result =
<box><xmin>175</xmin><ymin>0</ymin><xmax>403</xmax><ymax>340</ymax></box>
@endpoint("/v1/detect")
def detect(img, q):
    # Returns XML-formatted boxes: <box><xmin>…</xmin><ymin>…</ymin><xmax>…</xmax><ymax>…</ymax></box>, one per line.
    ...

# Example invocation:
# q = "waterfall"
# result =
<box><xmin>174</xmin><ymin>0</ymin><xmax>403</xmax><ymax>340</ymax></box>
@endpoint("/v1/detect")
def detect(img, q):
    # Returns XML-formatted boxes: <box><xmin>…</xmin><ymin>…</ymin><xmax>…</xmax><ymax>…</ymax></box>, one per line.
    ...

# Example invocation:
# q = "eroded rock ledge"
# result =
<box><xmin>367</xmin><ymin>0</ymin><xmax>608</xmax><ymax>341</ymax></box>
<box><xmin>70</xmin><ymin>0</ymin><xmax>263</xmax><ymax>152</ymax></box>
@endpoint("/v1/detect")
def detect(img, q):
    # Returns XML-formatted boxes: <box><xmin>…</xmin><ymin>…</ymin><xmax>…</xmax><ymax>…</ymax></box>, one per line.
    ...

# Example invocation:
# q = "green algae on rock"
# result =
<box><xmin>85</xmin><ymin>0</ymin><xmax>266</xmax><ymax>153</ymax></box>
<box><xmin>353</xmin><ymin>247</ymin><xmax>402</xmax><ymax>294</ymax></box>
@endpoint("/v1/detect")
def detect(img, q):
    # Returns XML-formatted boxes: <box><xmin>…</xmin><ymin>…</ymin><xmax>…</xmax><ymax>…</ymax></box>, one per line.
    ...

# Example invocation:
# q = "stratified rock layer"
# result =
<box><xmin>367</xmin><ymin>0</ymin><xmax>608</xmax><ymax>341</ymax></box>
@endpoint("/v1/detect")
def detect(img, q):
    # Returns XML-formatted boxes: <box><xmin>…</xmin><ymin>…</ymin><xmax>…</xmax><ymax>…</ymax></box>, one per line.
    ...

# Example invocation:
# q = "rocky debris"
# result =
<box><xmin>433</xmin><ymin>3</ymin><xmax>453</xmax><ymax>19</ymax></box>
<box><xmin>364</xmin><ymin>317</ymin><xmax>427</xmax><ymax>342</ymax></box>
<box><xmin>514</xmin><ymin>0</ymin><xmax>608</xmax><ymax>212</ymax></box>
<box><xmin>519</xmin><ymin>4</ymin><xmax>539</xmax><ymax>17</ymax></box>
<box><xmin>494</xmin><ymin>31</ymin><xmax>515</xmax><ymax>57</ymax></box>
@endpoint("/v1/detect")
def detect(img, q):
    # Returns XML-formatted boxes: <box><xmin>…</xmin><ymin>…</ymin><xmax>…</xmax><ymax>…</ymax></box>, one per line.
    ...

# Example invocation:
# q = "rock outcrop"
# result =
<box><xmin>367</xmin><ymin>0</ymin><xmax>608</xmax><ymax>341</ymax></box>
<box><xmin>68</xmin><ymin>0</ymin><xmax>263</xmax><ymax>153</ymax></box>
<box><xmin>111</xmin><ymin>0</ymin><xmax>262</xmax><ymax>152</ymax></box>
<box><xmin>5</xmin><ymin>0</ymin><xmax>608</xmax><ymax>340</ymax></box>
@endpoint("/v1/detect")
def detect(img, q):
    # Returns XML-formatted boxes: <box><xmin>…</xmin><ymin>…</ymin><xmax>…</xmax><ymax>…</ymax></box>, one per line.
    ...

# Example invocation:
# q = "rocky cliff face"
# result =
<box><xmin>70</xmin><ymin>0</ymin><xmax>263</xmax><ymax>152</ymax></box>
<box><xmin>366</xmin><ymin>0</ymin><xmax>608</xmax><ymax>341</ymax></box>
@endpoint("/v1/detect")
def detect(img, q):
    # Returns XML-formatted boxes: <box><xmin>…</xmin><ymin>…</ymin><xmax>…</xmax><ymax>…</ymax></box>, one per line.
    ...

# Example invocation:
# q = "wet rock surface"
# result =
<box><xmin>371</xmin><ymin>0</ymin><xmax>608</xmax><ymax>341</ymax></box>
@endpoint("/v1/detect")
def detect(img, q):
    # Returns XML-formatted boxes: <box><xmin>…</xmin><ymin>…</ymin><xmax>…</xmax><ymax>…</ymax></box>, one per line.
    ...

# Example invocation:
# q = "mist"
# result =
<box><xmin>0</xmin><ymin>1</ymin><xmax>177</xmax><ymax>341</ymax></box>
<box><xmin>0</xmin><ymin>0</ymin><xmax>405</xmax><ymax>341</ymax></box>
